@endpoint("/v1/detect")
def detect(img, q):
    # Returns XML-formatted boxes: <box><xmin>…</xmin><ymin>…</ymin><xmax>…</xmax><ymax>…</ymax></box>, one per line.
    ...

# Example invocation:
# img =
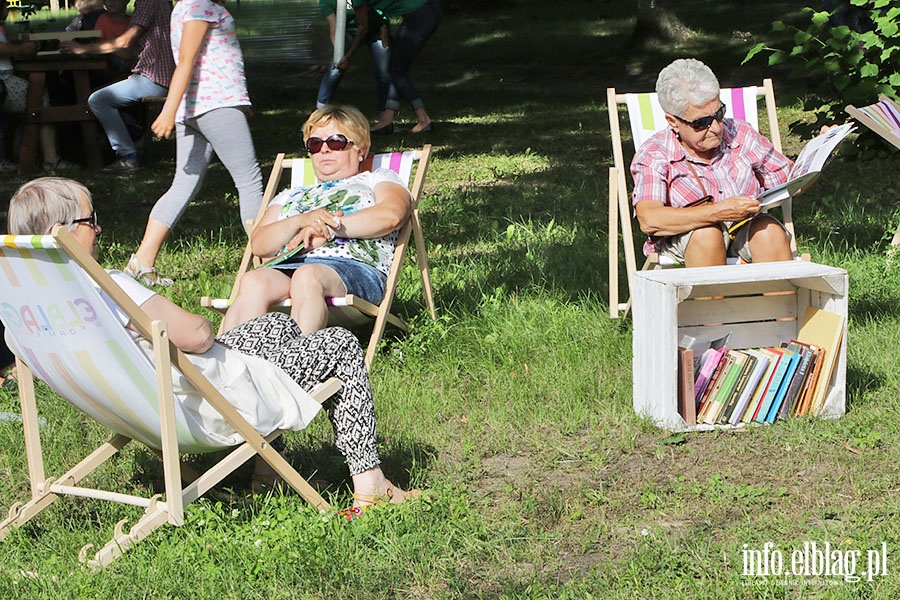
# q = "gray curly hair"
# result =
<box><xmin>656</xmin><ymin>58</ymin><xmax>720</xmax><ymax>117</ymax></box>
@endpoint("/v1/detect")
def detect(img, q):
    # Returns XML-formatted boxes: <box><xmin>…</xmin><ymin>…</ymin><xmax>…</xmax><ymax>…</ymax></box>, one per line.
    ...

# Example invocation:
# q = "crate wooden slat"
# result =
<box><xmin>632</xmin><ymin>261</ymin><xmax>848</xmax><ymax>432</ymax></box>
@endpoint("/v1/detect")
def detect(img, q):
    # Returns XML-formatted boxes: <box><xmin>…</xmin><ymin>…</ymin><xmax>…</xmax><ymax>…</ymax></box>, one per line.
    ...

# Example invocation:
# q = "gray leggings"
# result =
<box><xmin>150</xmin><ymin>106</ymin><xmax>263</xmax><ymax>231</ymax></box>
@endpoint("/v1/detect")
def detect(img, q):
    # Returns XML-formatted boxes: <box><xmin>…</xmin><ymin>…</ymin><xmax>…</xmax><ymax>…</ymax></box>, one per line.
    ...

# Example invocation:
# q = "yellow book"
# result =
<box><xmin>796</xmin><ymin>308</ymin><xmax>845</xmax><ymax>416</ymax></box>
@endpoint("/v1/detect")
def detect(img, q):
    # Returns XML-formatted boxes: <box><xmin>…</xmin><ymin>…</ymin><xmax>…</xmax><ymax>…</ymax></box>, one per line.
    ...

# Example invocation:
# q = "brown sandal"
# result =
<box><xmin>340</xmin><ymin>480</ymin><xmax>421</xmax><ymax>521</ymax></box>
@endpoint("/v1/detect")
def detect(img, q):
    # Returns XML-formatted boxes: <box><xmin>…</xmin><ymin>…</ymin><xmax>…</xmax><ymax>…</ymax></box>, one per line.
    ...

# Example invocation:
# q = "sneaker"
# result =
<box><xmin>103</xmin><ymin>156</ymin><xmax>142</xmax><ymax>173</ymax></box>
<box><xmin>124</xmin><ymin>253</ymin><xmax>173</xmax><ymax>287</ymax></box>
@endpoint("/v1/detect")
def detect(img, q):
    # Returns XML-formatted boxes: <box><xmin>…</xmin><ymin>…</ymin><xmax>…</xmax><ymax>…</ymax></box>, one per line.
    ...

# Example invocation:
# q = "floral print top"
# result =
<box><xmin>170</xmin><ymin>0</ymin><xmax>250</xmax><ymax>122</ymax></box>
<box><xmin>268</xmin><ymin>169</ymin><xmax>407</xmax><ymax>276</ymax></box>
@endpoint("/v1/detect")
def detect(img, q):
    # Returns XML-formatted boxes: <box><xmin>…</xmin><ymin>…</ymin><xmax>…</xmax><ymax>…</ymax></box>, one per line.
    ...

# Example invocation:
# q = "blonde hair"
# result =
<box><xmin>8</xmin><ymin>177</ymin><xmax>92</xmax><ymax>235</ymax></box>
<box><xmin>302</xmin><ymin>105</ymin><xmax>370</xmax><ymax>154</ymax></box>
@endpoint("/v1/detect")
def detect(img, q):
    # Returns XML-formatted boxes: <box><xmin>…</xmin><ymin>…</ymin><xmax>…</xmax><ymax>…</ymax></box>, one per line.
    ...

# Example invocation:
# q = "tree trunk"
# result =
<box><xmin>627</xmin><ymin>0</ymin><xmax>692</xmax><ymax>50</ymax></box>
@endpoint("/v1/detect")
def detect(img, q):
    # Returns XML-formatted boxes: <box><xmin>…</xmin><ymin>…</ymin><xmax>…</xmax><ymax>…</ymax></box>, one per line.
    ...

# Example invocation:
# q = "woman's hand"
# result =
<box><xmin>297</xmin><ymin>226</ymin><xmax>330</xmax><ymax>250</ymax></box>
<box><xmin>300</xmin><ymin>208</ymin><xmax>342</xmax><ymax>230</ymax></box>
<box><xmin>713</xmin><ymin>195</ymin><xmax>761</xmax><ymax>222</ymax></box>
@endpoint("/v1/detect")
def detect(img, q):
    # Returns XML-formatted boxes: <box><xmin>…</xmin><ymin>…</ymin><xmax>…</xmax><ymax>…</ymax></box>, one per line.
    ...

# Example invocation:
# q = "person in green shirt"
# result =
<box><xmin>316</xmin><ymin>0</ymin><xmax>390</xmax><ymax>120</ymax></box>
<box><xmin>367</xmin><ymin>0</ymin><xmax>441</xmax><ymax>134</ymax></box>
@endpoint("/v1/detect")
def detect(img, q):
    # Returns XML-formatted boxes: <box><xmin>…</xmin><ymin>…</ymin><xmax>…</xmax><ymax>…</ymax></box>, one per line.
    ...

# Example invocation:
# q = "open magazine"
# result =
<box><xmin>757</xmin><ymin>123</ymin><xmax>856</xmax><ymax>209</ymax></box>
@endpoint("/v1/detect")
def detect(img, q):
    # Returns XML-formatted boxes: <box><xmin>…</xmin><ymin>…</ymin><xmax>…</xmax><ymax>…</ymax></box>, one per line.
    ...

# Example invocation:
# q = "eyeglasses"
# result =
<box><xmin>66</xmin><ymin>210</ymin><xmax>99</xmax><ymax>230</ymax></box>
<box><xmin>674</xmin><ymin>103</ymin><xmax>727</xmax><ymax>131</ymax></box>
<box><xmin>305</xmin><ymin>134</ymin><xmax>355</xmax><ymax>154</ymax></box>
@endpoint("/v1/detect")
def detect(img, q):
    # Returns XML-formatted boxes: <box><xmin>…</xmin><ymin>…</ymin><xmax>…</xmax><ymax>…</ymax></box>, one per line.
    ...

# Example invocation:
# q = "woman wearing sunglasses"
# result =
<box><xmin>123</xmin><ymin>0</ymin><xmax>263</xmax><ymax>287</ymax></box>
<box><xmin>631</xmin><ymin>58</ymin><xmax>794</xmax><ymax>268</ymax></box>
<box><xmin>220</xmin><ymin>105</ymin><xmax>411</xmax><ymax>335</ymax></box>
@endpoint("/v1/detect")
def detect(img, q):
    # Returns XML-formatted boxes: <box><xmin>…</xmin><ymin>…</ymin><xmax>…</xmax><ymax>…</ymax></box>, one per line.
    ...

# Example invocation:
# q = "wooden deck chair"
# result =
<box><xmin>607</xmin><ymin>79</ymin><xmax>800</xmax><ymax>319</ymax></box>
<box><xmin>0</xmin><ymin>229</ymin><xmax>342</xmax><ymax>568</ymax></box>
<box><xmin>201</xmin><ymin>145</ymin><xmax>436</xmax><ymax>368</ymax></box>
<box><xmin>845</xmin><ymin>95</ymin><xmax>900</xmax><ymax>244</ymax></box>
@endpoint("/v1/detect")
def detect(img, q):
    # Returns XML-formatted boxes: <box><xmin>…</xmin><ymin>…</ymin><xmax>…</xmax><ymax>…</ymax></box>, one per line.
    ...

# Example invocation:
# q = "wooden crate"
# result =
<box><xmin>632</xmin><ymin>261</ymin><xmax>848</xmax><ymax>431</ymax></box>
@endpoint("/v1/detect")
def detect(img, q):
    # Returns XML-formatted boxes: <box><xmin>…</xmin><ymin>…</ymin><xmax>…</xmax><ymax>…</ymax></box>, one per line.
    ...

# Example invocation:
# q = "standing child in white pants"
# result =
<box><xmin>125</xmin><ymin>0</ymin><xmax>262</xmax><ymax>286</ymax></box>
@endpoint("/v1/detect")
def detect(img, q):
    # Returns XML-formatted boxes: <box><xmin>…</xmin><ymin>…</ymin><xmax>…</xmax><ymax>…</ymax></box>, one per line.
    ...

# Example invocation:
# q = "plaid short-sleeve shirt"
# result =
<box><xmin>131</xmin><ymin>0</ymin><xmax>175</xmax><ymax>88</ymax></box>
<box><xmin>630</xmin><ymin>119</ymin><xmax>793</xmax><ymax>255</ymax></box>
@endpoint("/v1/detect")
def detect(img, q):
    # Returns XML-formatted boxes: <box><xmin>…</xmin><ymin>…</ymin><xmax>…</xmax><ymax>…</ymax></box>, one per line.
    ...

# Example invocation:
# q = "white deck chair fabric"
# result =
<box><xmin>0</xmin><ymin>235</ymin><xmax>321</xmax><ymax>453</ymax></box>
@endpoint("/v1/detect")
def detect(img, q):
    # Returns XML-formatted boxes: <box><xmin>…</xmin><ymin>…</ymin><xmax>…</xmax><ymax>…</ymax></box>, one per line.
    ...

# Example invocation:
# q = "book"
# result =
<box><xmin>764</xmin><ymin>345</ymin><xmax>802</xmax><ymax>423</ymax></box>
<box><xmin>694</xmin><ymin>346</ymin><xmax>727</xmax><ymax>400</ymax></box>
<box><xmin>703</xmin><ymin>351</ymin><xmax>745</xmax><ymax>425</ymax></box>
<box><xmin>755</xmin><ymin>347</ymin><xmax>792</xmax><ymax>423</ymax></box>
<box><xmin>259</xmin><ymin>244</ymin><xmax>306</xmax><ymax>268</ymax></box>
<box><xmin>697</xmin><ymin>352</ymin><xmax>733</xmax><ymax>423</ymax></box>
<box><xmin>729</xmin><ymin>349</ymin><xmax>771</xmax><ymax>425</ymax></box>
<box><xmin>718</xmin><ymin>351</ymin><xmax>757</xmax><ymax>424</ymax></box>
<box><xmin>778</xmin><ymin>343</ymin><xmax>814</xmax><ymax>419</ymax></box>
<box><xmin>794</xmin><ymin>342</ymin><xmax>825</xmax><ymax>416</ymax></box>
<box><xmin>796</xmin><ymin>307</ymin><xmax>845</xmax><ymax>416</ymax></box>
<box><xmin>757</xmin><ymin>123</ymin><xmax>856</xmax><ymax>209</ymax></box>
<box><xmin>677</xmin><ymin>347</ymin><xmax>697</xmax><ymax>426</ymax></box>
<box><xmin>742</xmin><ymin>348</ymin><xmax>781</xmax><ymax>423</ymax></box>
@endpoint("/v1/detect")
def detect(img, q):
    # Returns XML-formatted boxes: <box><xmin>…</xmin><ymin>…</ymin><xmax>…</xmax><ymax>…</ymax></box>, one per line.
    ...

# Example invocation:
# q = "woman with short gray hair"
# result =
<box><xmin>630</xmin><ymin>58</ymin><xmax>794</xmax><ymax>268</ymax></box>
<box><xmin>655</xmin><ymin>58</ymin><xmax>721</xmax><ymax>118</ymax></box>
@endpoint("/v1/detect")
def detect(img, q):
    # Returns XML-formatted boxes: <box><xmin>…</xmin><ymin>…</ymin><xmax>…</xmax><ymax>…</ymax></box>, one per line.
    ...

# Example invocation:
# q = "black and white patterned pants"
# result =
<box><xmin>216</xmin><ymin>312</ymin><xmax>379</xmax><ymax>475</ymax></box>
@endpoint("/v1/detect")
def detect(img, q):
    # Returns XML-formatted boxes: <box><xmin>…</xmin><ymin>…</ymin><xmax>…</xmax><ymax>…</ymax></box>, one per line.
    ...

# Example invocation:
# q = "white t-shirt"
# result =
<box><xmin>269</xmin><ymin>169</ymin><xmax>406</xmax><ymax>276</ymax></box>
<box><xmin>101</xmin><ymin>271</ymin><xmax>321</xmax><ymax>447</ymax></box>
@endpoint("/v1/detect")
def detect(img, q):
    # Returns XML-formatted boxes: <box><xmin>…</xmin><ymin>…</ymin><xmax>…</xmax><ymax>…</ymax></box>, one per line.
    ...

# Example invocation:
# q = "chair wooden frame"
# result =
<box><xmin>607</xmin><ymin>79</ymin><xmax>798</xmax><ymax>319</ymax></box>
<box><xmin>0</xmin><ymin>229</ymin><xmax>342</xmax><ymax>568</ymax></box>
<box><xmin>201</xmin><ymin>145</ymin><xmax>436</xmax><ymax>368</ymax></box>
<box><xmin>845</xmin><ymin>95</ymin><xmax>900</xmax><ymax>244</ymax></box>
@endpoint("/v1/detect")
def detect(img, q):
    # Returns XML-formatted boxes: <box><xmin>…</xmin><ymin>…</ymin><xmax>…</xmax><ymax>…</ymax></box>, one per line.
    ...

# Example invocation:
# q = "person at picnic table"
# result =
<box><xmin>631</xmin><ymin>58</ymin><xmax>795</xmax><ymax>267</ymax></box>
<box><xmin>0</xmin><ymin>4</ymin><xmax>76</xmax><ymax>171</ymax></box>
<box><xmin>220</xmin><ymin>104</ymin><xmax>411</xmax><ymax>335</ymax></box>
<box><xmin>61</xmin><ymin>0</ymin><xmax>174</xmax><ymax>173</ymax></box>
<box><xmin>7</xmin><ymin>177</ymin><xmax>419</xmax><ymax>517</ymax></box>
<box><xmin>120</xmin><ymin>0</ymin><xmax>264</xmax><ymax>286</ymax></box>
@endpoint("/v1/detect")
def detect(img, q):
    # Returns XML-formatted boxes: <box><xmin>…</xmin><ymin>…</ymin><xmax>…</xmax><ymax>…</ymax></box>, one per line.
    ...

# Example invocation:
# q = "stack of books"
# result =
<box><xmin>677</xmin><ymin>308</ymin><xmax>844</xmax><ymax>427</ymax></box>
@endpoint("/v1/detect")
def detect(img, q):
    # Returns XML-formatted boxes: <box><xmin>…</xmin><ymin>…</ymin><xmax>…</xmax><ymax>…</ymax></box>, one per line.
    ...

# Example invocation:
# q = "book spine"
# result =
<box><xmin>755</xmin><ymin>350</ymin><xmax>791</xmax><ymax>422</ymax></box>
<box><xmin>765</xmin><ymin>351</ymin><xmax>801</xmax><ymax>423</ymax></box>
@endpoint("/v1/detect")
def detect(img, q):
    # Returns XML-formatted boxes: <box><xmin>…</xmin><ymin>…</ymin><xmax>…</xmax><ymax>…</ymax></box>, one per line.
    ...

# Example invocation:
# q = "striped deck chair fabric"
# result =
<box><xmin>845</xmin><ymin>95</ymin><xmax>900</xmax><ymax>152</ymax></box>
<box><xmin>0</xmin><ymin>230</ymin><xmax>339</xmax><ymax>567</ymax></box>
<box><xmin>201</xmin><ymin>145</ymin><xmax>436</xmax><ymax>368</ymax></box>
<box><xmin>606</xmin><ymin>79</ymin><xmax>799</xmax><ymax>319</ymax></box>
<box><xmin>846</xmin><ymin>95</ymin><xmax>900</xmax><ymax>242</ymax></box>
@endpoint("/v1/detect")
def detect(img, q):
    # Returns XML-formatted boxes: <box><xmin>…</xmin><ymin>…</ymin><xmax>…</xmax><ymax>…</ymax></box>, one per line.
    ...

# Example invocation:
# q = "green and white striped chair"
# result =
<box><xmin>0</xmin><ymin>229</ymin><xmax>340</xmax><ymax>568</ymax></box>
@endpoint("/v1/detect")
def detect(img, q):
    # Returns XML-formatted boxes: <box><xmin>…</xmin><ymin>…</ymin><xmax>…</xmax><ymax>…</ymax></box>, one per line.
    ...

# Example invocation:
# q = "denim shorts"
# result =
<box><xmin>272</xmin><ymin>255</ymin><xmax>387</xmax><ymax>305</ymax></box>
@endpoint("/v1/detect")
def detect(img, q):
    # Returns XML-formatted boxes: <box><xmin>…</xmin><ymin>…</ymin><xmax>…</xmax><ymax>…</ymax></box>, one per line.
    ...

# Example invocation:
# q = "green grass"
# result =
<box><xmin>2</xmin><ymin>0</ymin><xmax>900</xmax><ymax>597</ymax></box>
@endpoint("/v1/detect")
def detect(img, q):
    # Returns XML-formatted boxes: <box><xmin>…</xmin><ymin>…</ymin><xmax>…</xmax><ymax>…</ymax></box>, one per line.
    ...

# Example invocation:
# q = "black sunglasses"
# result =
<box><xmin>66</xmin><ymin>210</ymin><xmax>99</xmax><ymax>230</ymax></box>
<box><xmin>674</xmin><ymin>103</ymin><xmax>727</xmax><ymax>131</ymax></box>
<box><xmin>305</xmin><ymin>134</ymin><xmax>355</xmax><ymax>154</ymax></box>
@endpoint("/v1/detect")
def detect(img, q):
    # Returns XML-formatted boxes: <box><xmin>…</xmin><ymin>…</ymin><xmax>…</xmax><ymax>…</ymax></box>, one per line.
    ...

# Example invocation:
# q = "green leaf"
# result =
<box><xmin>890</xmin><ymin>73</ymin><xmax>900</xmax><ymax>86</ymax></box>
<box><xmin>810</xmin><ymin>11</ymin><xmax>830</xmax><ymax>27</ymax></box>
<box><xmin>743</xmin><ymin>42</ymin><xmax>767</xmax><ymax>65</ymax></box>
<box><xmin>878</xmin><ymin>20</ymin><xmax>898</xmax><ymax>37</ymax></box>
<box><xmin>772</xmin><ymin>20</ymin><xmax>786</xmax><ymax>32</ymax></box>
<box><xmin>860</xmin><ymin>63</ymin><xmax>880</xmax><ymax>78</ymax></box>
<box><xmin>794</xmin><ymin>30</ymin><xmax>813</xmax><ymax>44</ymax></box>
<box><xmin>830</xmin><ymin>26</ymin><xmax>851</xmax><ymax>41</ymax></box>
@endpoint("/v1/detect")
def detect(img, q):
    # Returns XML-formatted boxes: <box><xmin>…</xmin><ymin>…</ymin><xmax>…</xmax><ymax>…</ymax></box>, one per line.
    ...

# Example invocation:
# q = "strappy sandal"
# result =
<box><xmin>124</xmin><ymin>254</ymin><xmax>174</xmax><ymax>287</ymax></box>
<box><xmin>339</xmin><ymin>480</ymin><xmax>421</xmax><ymax>521</ymax></box>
